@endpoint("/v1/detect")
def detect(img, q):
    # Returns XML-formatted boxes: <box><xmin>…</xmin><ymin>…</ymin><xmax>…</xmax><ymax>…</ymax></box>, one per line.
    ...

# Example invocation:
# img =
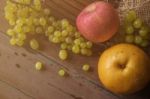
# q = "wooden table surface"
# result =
<box><xmin>0</xmin><ymin>0</ymin><xmax>150</xmax><ymax>99</ymax></box>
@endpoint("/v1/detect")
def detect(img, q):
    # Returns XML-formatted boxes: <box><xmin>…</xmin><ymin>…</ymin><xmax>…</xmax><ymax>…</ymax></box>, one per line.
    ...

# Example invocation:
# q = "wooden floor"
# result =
<box><xmin>0</xmin><ymin>0</ymin><xmax>150</xmax><ymax>99</ymax></box>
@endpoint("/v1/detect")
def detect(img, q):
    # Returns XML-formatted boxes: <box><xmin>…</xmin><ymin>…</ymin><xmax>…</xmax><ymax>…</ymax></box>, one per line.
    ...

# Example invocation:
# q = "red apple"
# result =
<box><xmin>76</xmin><ymin>1</ymin><xmax>120</xmax><ymax>43</ymax></box>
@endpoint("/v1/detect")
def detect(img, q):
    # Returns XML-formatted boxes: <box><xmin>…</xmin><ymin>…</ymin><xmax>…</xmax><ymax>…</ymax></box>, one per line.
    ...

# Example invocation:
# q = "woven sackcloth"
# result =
<box><xmin>105</xmin><ymin>0</ymin><xmax>150</xmax><ymax>25</ymax></box>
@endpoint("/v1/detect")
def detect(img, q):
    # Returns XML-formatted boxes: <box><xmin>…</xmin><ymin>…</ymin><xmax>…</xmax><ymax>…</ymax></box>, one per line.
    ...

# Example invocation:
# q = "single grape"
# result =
<box><xmin>134</xmin><ymin>35</ymin><xmax>143</xmax><ymax>44</ymax></box>
<box><xmin>61</xmin><ymin>19</ymin><xmax>69</xmax><ymax>28</ymax></box>
<box><xmin>125</xmin><ymin>25</ymin><xmax>134</xmax><ymax>34</ymax></box>
<box><xmin>18</xmin><ymin>34</ymin><xmax>26</xmax><ymax>40</ymax></box>
<box><xmin>139</xmin><ymin>26</ymin><xmax>149</xmax><ymax>37</ymax></box>
<box><xmin>39</xmin><ymin>17</ymin><xmax>47</xmax><ymax>26</ymax></box>
<box><xmin>66</xmin><ymin>25</ymin><xmax>73</xmax><ymax>32</ymax></box>
<box><xmin>10</xmin><ymin>38</ymin><xmax>16</xmax><ymax>45</ymax></box>
<box><xmin>35</xmin><ymin>61</ymin><xmax>43</xmax><ymax>71</ymax></box>
<box><xmin>61</xmin><ymin>30</ymin><xmax>68</xmax><ymax>37</ymax></box>
<box><xmin>82</xmin><ymin>64</ymin><xmax>90</xmax><ymax>72</ymax></box>
<box><xmin>58</xmin><ymin>69</ymin><xmax>66</xmax><ymax>77</ymax></box>
<box><xmin>30</xmin><ymin>39</ymin><xmax>39</xmax><ymax>50</ymax></box>
<box><xmin>133</xmin><ymin>18</ymin><xmax>142</xmax><ymax>29</ymax></box>
<box><xmin>54</xmin><ymin>31</ymin><xmax>61</xmax><ymax>37</ymax></box>
<box><xmin>74</xmin><ymin>39</ymin><xmax>81</xmax><ymax>45</ymax></box>
<box><xmin>81</xmin><ymin>48</ymin><xmax>88</xmax><ymax>55</ymax></box>
<box><xmin>47</xmin><ymin>26</ymin><xmax>54</xmax><ymax>33</ymax></box>
<box><xmin>6</xmin><ymin>29</ymin><xmax>15</xmax><ymax>36</ymax></box>
<box><xmin>75</xmin><ymin>32</ymin><xmax>81</xmax><ymax>38</ymax></box>
<box><xmin>61</xmin><ymin>43</ymin><xmax>67</xmax><ymax>50</ymax></box>
<box><xmin>65</xmin><ymin>37</ymin><xmax>73</xmax><ymax>44</ymax></box>
<box><xmin>125</xmin><ymin>10</ymin><xmax>137</xmax><ymax>22</ymax></box>
<box><xmin>125</xmin><ymin>35</ymin><xmax>134</xmax><ymax>43</ymax></box>
<box><xmin>72</xmin><ymin>45</ymin><xmax>80</xmax><ymax>54</ymax></box>
<box><xmin>59</xmin><ymin>50</ymin><xmax>68</xmax><ymax>60</ymax></box>
<box><xmin>16</xmin><ymin>39</ymin><xmax>24</xmax><ymax>46</ymax></box>
<box><xmin>52</xmin><ymin>37</ymin><xmax>60</xmax><ymax>44</ymax></box>
<box><xmin>80</xmin><ymin>42</ymin><xmax>86</xmax><ymax>49</ymax></box>
<box><xmin>86</xmin><ymin>41</ymin><xmax>93</xmax><ymax>48</ymax></box>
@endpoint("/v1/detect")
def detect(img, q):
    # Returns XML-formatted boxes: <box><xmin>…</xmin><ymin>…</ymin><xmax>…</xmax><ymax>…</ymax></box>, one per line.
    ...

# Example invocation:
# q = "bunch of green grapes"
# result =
<box><xmin>124</xmin><ymin>10</ymin><xmax>150</xmax><ymax>47</ymax></box>
<box><xmin>46</xmin><ymin>18</ymin><xmax>93</xmax><ymax>60</ymax></box>
<box><xmin>4</xmin><ymin>0</ymin><xmax>93</xmax><ymax>60</ymax></box>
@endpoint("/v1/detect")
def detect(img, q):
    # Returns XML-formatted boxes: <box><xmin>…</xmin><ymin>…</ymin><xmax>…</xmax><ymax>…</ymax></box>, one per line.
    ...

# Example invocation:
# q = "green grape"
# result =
<box><xmin>6</xmin><ymin>29</ymin><xmax>15</xmax><ymax>36</ymax></box>
<box><xmin>75</xmin><ymin>32</ymin><xmax>81</xmax><ymax>38</ymax></box>
<box><xmin>35</xmin><ymin>61</ymin><xmax>43</xmax><ymax>71</ymax></box>
<box><xmin>61</xmin><ymin>30</ymin><xmax>68</xmax><ymax>37</ymax></box>
<box><xmin>30</xmin><ymin>39</ymin><xmax>39</xmax><ymax>50</ymax></box>
<box><xmin>59</xmin><ymin>50</ymin><xmax>68</xmax><ymax>60</ymax></box>
<box><xmin>58</xmin><ymin>69</ymin><xmax>66</xmax><ymax>77</ymax></box>
<box><xmin>80</xmin><ymin>42</ymin><xmax>86</xmax><ymax>49</ymax></box>
<box><xmin>16</xmin><ymin>39</ymin><xmax>24</xmax><ymax>46</ymax></box>
<box><xmin>14</xmin><ymin>25</ymin><xmax>22</xmax><ymax>33</ymax></box>
<box><xmin>10</xmin><ymin>38</ymin><xmax>16</xmax><ymax>46</ymax></box>
<box><xmin>81</xmin><ymin>48</ymin><xmax>88</xmax><ymax>55</ymax></box>
<box><xmin>16</xmin><ymin>18</ymin><xmax>26</xmax><ymax>26</ymax></box>
<box><xmin>139</xmin><ymin>26</ymin><xmax>149</xmax><ymax>37</ymax></box>
<box><xmin>125</xmin><ymin>35</ymin><xmax>134</xmax><ymax>43</ymax></box>
<box><xmin>61</xmin><ymin>19</ymin><xmax>69</xmax><ymax>28</ymax></box>
<box><xmin>61</xmin><ymin>43</ymin><xmax>67</xmax><ymax>50</ymax></box>
<box><xmin>125</xmin><ymin>10</ymin><xmax>137</xmax><ymax>22</ymax></box>
<box><xmin>39</xmin><ymin>17</ymin><xmax>47</xmax><ymax>26</ymax></box>
<box><xmin>66</xmin><ymin>25</ymin><xmax>73</xmax><ymax>32</ymax></box>
<box><xmin>9</xmin><ymin>19</ymin><xmax>16</xmax><ymax>26</ymax></box>
<box><xmin>141</xmin><ymin>40</ymin><xmax>149</xmax><ymax>47</ymax></box>
<box><xmin>52</xmin><ymin>37</ymin><xmax>60</xmax><ymax>43</ymax></box>
<box><xmin>43</xmin><ymin>8</ymin><xmax>51</xmax><ymax>16</ymax></box>
<box><xmin>82</xmin><ymin>64</ymin><xmax>90</xmax><ymax>72</ymax></box>
<box><xmin>134</xmin><ymin>35</ymin><xmax>143</xmax><ymax>44</ymax></box>
<box><xmin>54</xmin><ymin>31</ymin><xmax>61</xmax><ymax>37</ymax></box>
<box><xmin>35</xmin><ymin>26</ymin><xmax>43</xmax><ymax>34</ymax></box>
<box><xmin>72</xmin><ymin>45</ymin><xmax>80</xmax><ymax>54</ymax></box>
<box><xmin>125</xmin><ymin>25</ymin><xmax>134</xmax><ymax>34</ymax></box>
<box><xmin>86</xmin><ymin>41</ymin><xmax>93</xmax><ymax>48</ymax></box>
<box><xmin>65</xmin><ymin>37</ymin><xmax>73</xmax><ymax>44</ymax></box>
<box><xmin>78</xmin><ymin>37</ymin><xmax>84</xmax><ymax>42</ymax></box>
<box><xmin>18</xmin><ymin>34</ymin><xmax>26</xmax><ymax>40</ymax></box>
<box><xmin>74</xmin><ymin>39</ymin><xmax>81</xmax><ymax>45</ymax></box>
<box><xmin>47</xmin><ymin>26</ymin><xmax>54</xmax><ymax>33</ymax></box>
<box><xmin>133</xmin><ymin>18</ymin><xmax>142</xmax><ymax>29</ymax></box>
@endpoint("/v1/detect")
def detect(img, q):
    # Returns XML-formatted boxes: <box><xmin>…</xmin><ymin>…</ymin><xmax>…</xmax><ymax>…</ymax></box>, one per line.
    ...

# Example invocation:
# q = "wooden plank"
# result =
<box><xmin>0</xmin><ymin>32</ymin><xmax>118</xmax><ymax>99</ymax></box>
<box><xmin>0</xmin><ymin>80</ymin><xmax>33</xmax><ymax>99</ymax></box>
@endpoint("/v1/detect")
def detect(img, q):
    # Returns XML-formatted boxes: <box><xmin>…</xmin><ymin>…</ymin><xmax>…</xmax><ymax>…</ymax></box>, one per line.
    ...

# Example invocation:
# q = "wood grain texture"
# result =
<box><xmin>0</xmin><ymin>0</ymin><xmax>150</xmax><ymax>99</ymax></box>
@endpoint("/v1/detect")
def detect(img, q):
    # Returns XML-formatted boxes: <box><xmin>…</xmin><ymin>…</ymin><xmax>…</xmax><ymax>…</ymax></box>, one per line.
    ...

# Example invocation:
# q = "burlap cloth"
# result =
<box><xmin>105</xmin><ymin>0</ymin><xmax>150</xmax><ymax>25</ymax></box>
